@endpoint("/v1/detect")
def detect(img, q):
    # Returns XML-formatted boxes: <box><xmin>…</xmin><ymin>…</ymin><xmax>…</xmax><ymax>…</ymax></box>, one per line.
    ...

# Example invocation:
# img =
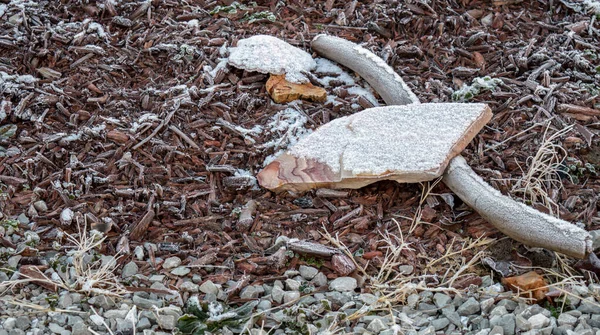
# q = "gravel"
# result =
<box><xmin>1</xmin><ymin>161</ymin><xmax>600</xmax><ymax>335</ymax></box>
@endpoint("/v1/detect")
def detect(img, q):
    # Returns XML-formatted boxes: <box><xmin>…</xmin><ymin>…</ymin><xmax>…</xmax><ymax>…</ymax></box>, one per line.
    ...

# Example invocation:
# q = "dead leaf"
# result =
<box><xmin>501</xmin><ymin>271</ymin><xmax>548</xmax><ymax>303</ymax></box>
<box><xmin>19</xmin><ymin>265</ymin><xmax>58</xmax><ymax>292</ymax></box>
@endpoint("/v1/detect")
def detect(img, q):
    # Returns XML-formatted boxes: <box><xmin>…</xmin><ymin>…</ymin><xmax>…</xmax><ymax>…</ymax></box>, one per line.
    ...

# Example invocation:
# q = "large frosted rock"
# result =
<box><xmin>228</xmin><ymin>35</ymin><xmax>316</xmax><ymax>84</ymax></box>
<box><xmin>257</xmin><ymin>103</ymin><xmax>492</xmax><ymax>192</ymax></box>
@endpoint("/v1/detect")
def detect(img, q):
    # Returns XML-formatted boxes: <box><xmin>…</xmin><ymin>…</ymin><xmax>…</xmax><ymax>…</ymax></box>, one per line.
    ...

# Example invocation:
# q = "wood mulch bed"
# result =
<box><xmin>0</xmin><ymin>0</ymin><xmax>599</xmax><ymax>293</ymax></box>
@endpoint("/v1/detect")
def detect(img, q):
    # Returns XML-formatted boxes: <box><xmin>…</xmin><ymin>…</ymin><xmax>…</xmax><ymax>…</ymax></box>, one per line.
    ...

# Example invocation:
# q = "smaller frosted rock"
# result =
<box><xmin>367</xmin><ymin>317</ymin><xmax>387</xmax><ymax>333</ymax></box>
<box><xmin>122</xmin><ymin>261</ymin><xmax>138</xmax><ymax>278</ymax></box>
<box><xmin>134</xmin><ymin>246</ymin><xmax>144</xmax><ymax>260</ymax></box>
<box><xmin>358</xmin><ymin>293</ymin><xmax>378</xmax><ymax>305</ymax></box>
<box><xmin>285</xmin><ymin>279</ymin><xmax>300</xmax><ymax>291</ymax></box>
<box><xmin>158</xmin><ymin>315</ymin><xmax>176</xmax><ymax>330</ymax></box>
<box><xmin>163</xmin><ymin>257</ymin><xmax>182</xmax><ymax>269</ymax></box>
<box><xmin>17</xmin><ymin>213</ymin><xmax>29</xmax><ymax>225</ymax></box>
<box><xmin>457</xmin><ymin>297</ymin><xmax>481</xmax><ymax>316</ymax></box>
<box><xmin>170</xmin><ymin>267</ymin><xmax>190</xmax><ymax>276</ymax></box>
<box><xmin>489</xmin><ymin>326</ymin><xmax>504</xmax><ymax>335</ymax></box>
<box><xmin>431</xmin><ymin>318</ymin><xmax>450</xmax><ymax>331</ymax></box>
<box><xmin>283</xmin><ymin>291</ymin><xmax>300</xmax><ymax>303</ymax></box>
<box><xmin>199</xmin><ymin>280</ymin><xmax>219</xmax><ymax>295</ymax></box>
<box><xmin>399</xmin><ymin>265</ymin><xmax>414</xmax><ymax>274</ymax></box>
<box><xmin>299</xmin><ymin>265</ymin><xmax>318</xmax><ymax>280</ymax></box>
<box><xmin>433</xmin><ymin>293</ymin><xmax>452</xmax><ymax>308</ymax></box>
<box><xmin>271</xmin><ymin>286</ymin><xmax>284</xmax><ymax>304</ymax></box>
<box><xmin>528</xmin><ymin>314</ymin><xmax>550</xmax><ymax>329</ymax></box>
<box><xmin>311</xmin><ymin>272</ymin><xmax>327</xmax><ymax>287</ymax></box>
<box><xmin>179</xmin><ymin>282</ymin><xmax>199</xmax><ymax>293</ymax></box>
<box><xmin>328</xmin><ymin>277</ymin><xmax>357</xmax><ymax>292</ymax></box>
<box><xmin>480</xmin><ymin>297</ymin><xmax>496</xmax><ymax>314</ymax></box>
<box><xmin>60</xmin><ymin>208</ymin><xmax>74</xmax><ymax>226</ymax></box>
<box><xmin>228</xmin><ymin>35</ymin><xmax>316</xmax><ymax>84</ymax></box>
<box><xmin>490</xmin><ymin>306</ymin><xmax>509</xmax><ymax>316</ymax></box>
<box><xmin>240</xmin><ymin>285</ymin><xmax>263</xmax><ymax>299</ymax></box>
<box><xmin>33</xmin><ymin>200</ymin><xmax>48</xmax><ymax>212</ymax></box>
<box><xmin>557</xmin><ymin>313</ymin><xmax>578</xmax><ymax>326</ymax></box>
<box><xmin>257</xmin><ymin>300</ymin><xmax>272</xmax><ymax>311</ymax></box>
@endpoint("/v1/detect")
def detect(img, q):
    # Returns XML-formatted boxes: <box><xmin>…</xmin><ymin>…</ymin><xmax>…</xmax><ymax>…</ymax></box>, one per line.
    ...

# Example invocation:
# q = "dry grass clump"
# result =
<box><xmin>320</xmin><ymin>180</ymin><xmax>494</xmax><ymax>328</ymax></box>
<box><xmin>0</xmin><ymin>218</ymin><xmax>128</xmax><ymax>297</ymax></box>
<box><xmin>511</xmin><ymin>125</ymin><xmax>573</xmax><ymax>215</ymax></box>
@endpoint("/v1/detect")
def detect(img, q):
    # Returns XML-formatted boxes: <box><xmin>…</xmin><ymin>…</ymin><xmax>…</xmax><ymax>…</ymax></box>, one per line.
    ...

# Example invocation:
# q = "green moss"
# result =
<box><xmin>452</xmin><ymin>76</ymin><xmax>502</xmax><ymax>101</ymax></box>
<box><xmin>299</xmin><ymin>255</ymin><xmax>323</xmax><ymax>268</ymax></box>
<box><xmin>241</xmin><ymin>11</ymin><xmax>276</xmax><ymax>24</ymax></box>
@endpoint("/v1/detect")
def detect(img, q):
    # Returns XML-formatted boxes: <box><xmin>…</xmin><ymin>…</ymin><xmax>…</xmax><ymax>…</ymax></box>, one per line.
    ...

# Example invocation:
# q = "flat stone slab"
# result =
<box><xmin>257</xmin><ymin>103</ymin><xmax>492</xmax><ymax>192</ymax></box>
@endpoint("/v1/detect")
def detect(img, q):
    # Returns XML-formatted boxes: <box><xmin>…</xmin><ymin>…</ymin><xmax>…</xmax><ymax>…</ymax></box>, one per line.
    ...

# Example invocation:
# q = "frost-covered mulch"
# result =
<box><xmin>1</xmin><ymin>0</ymin><xmax>600</xmax><ymax>334</ymax></box>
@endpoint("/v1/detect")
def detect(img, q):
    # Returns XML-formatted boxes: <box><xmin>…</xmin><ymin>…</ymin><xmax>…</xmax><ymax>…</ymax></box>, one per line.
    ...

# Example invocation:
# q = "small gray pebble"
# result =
<box><xmin>199</xmin><ymin>280</ymin><xmax>220</xmax><ymax>295</ymax></box>
<box><xmin>137</xmin><ymin>318</ymin><xmax>152</xmax><ymax>330</ymax></box>
<box><xmin>179</xmin><ymin>281</ymin><xmax>200</xmax><ymax>293</ymax></box>
<box><xmin>162</xmin><ymin>257</ymin><xmax>182</xmax><ymax>269</ymax></box>
<box><xmin>457</xmin><ymin>297</ymin><xmax>481</xmax><ymax>316</ymax></box>
<box><xmin>257</xmin><ymin>300</ymin><xmax>272</xmax><ymax>311</ymax></box>
<box><xmin>122</xmin><ymin>261</ymin><xmax>138</xmax><ymax>278</ymax></box>
<box><xmin>133</xmin><ymin>295</ymin><xmax>163</xmax><ymax>309</ymax></box>
<box><xmin>71</xmin><ymin>322</ymin><xmax>88</xmax><ymax>335</ymax></box>
<box><xmin>14</xmin><ymin>316</ymin><xmax>30</xmax><ymax>331</ymax></box>
<box><xmin>431</xmin><ymin>317</ymin><xmax>450</xmax><ymax>331</ymax></box>
<box><xmin>17</xmin><ymin>213</ymin><xmax>29</xmax><ymax>225</ymax></box>
<box><xmin>557</xmin><ymin>313</ymin><xmax>578</xmax><ymax>327</ymax></box>
<box><xmin>528</xmin><ymin>314</ymin><xmax>550</xmax><ymax>329</ymax></box>
<box><xmin>489</xmin><ymin>325</ymin><xmax>504</xmax><ymax>335</ymax></box>
<box><xmin>271</xmin><ymin>286</ymin><xmax>284</xmax><ymax>304</ymax></box>
<box><xmin>328</xmin><ymin>277</ymin><xmax>357</xmax><ymax>292</ymax></box>
<box><xmin>434</xmin><ymin>293</ymin><xmax>452</xmax><ymax>308</ymax></box>
<box><xmin>285</xmin><ymin>279</ymin><xmax>301</xmax><ymax>291</ymax></box>
<box><xmin>311</xmin><ymin>272</ymin><xmax>327</xmax><ymax>287</ymax></box>
<box><xmin>157</xmin><ymin>314</ymin><xmax>177</xmax><ymax>330</ymax></box>
<box><xmin>283</xmin><ymin>291</ymin><xmax>300</xmax><ymax>303</ymax></box>
<box><xmin>3</xmin><ymin>318</ymin><xmax>16</xmax><ymax>331</ymax></box>
<box><xmin>33</xmin><ymin>200</ymin><xmax>48</xmax><ymax>212</ymax></box>
<box><xmin>298</xmin><ymin>265</ymin><xmax>318</xmax><ymax>280</ymax></box>
<box><xmin>170</xmin><ymin>266</ymin><xmax>190</xmax><ymax>276</ymax></box>
<box><xmin>240</xmin><ymin>285</ymin><xmax>264</xmax><ymax>299</ymax></box>
<box><xmin>367</xmin><ymin>317</ymin><xmax>387</xmax><ymax>333</ymax></box>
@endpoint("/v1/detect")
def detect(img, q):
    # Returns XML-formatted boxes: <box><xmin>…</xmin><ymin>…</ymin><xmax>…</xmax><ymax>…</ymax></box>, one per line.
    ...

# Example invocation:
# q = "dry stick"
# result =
<box><xmin>311</xmin><ymin>34</ymin><xmax>591</xmax><ymax>259</ymax></box>
<box><xmin>169</xmin><ymin>125</ymin><xmax>201</xmax><ymax>149</ymax></box>
<box><xmin>133</xmin><ymin>99</ymin><xmax>181</xmax><ymax>150</ymax></box>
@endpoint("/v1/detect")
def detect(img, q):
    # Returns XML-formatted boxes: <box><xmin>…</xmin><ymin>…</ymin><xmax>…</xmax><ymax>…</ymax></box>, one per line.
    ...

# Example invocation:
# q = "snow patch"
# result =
<box><xmin>261</xmin><ymin>108</ymin><xmax>312</xmax><ymax>165</ymax></box>
<box><xmin>346</xmin><ymin>86</ymin><xmax>379</xmax><ymax>107</ymax></box>
<box><xmin>314</xmin><ymin>58</ymin><xmax>355</xmax><ymax>87</ymax></box>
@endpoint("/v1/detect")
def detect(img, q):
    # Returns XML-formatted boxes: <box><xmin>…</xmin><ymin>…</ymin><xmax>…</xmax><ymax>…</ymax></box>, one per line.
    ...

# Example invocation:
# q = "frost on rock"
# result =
<box><xmin>228</xmin><ymin>35</ymin><xmax>316</xmax><ymax>84</ymax></box>
<box><xmin>452</xmin><ymin>76</ymin><xmax>502</xmax><ymax>101</ymax></box>
<box><xmin>289</xmin><ymin>103</ymin><xmax>489</xmax><ymax>175</ymax></box>
<box><xmin>258</xmin><ymin>103</ymin><xmax>492</xmax><ymax>191</ymax></box>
